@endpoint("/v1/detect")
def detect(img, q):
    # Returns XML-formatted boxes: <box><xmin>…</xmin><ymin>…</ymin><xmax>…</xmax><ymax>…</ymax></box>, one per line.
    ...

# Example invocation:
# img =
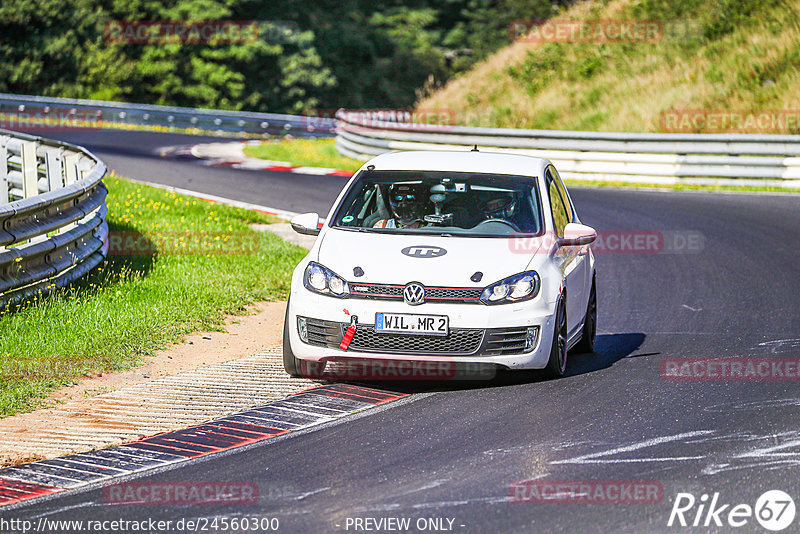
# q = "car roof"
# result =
<box><xmin>362</xmin><ymin>150</ymin><xmax>551</xmax><ymax>178</ymax></box>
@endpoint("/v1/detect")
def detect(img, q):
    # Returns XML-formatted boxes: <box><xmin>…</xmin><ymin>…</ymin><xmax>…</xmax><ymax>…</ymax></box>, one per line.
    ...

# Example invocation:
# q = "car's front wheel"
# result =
<box><xmin>283</xmin><ymin>302</ymin><xmax>302</xmax><ymax>377</ymax></box>
<box><xmin>543</xmin><ymin>297</ymin><xmax>568</xmax><ymax>378</ymax></box>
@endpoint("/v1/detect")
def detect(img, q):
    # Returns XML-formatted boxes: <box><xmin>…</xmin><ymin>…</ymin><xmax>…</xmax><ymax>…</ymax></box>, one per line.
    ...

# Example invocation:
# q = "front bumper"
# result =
<box><xmin>302</xmin><ymin>317</ymin><xmax>539</xmax><ymax>357</ymax></box>
<box><xmin>287</xmin><ymin>288</ymin><xmax>558</xmax><ymax>370</ymax></box>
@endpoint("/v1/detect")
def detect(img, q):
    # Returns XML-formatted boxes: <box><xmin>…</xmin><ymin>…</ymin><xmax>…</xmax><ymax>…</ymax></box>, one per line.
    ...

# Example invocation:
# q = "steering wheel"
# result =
<box><xmin>474</xmin><ymin>219</ymin><xmax>521</xmax><ymax>232</ymax></box>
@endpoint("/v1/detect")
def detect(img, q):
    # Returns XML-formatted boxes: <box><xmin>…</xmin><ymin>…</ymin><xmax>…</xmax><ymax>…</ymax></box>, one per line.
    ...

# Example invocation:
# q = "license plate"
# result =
<box><xmin>375</xmin><ymin>313</ymin><xmax>449</xmax><ymax>336</ymax></box>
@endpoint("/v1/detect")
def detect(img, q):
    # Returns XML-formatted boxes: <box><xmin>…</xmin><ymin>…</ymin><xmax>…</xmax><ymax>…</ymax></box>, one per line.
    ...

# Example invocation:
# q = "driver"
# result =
<box><xmin>373</xmin><ymin>184</ymin><xmax>428</xmax><ymax>228</ymax></box>
<box><xmin>482</xmin><ymin>192</ymin><xmax>517</xmax><ymax>221</ymax></box>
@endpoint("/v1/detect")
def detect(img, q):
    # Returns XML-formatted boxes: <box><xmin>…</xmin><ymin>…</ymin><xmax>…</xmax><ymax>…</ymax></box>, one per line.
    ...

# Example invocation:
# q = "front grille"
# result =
<box><xmin>349</xmin><ymin>325</ymin><xmax>484</xmax><ymax>355</ymax></box>
<box><xmin>349</xmin><ymin>284</ymin><xmax>403</xmax><ymax>299</ymax></box>
<box><xmin>426</xmin><ymin>287</ymin><xmax>482</xmax><ymax>301</ymax></box>
<box><xmin>483</xmin><ymin>328</ymin><xmax>529</xmax><ymax>355</ymax></box>
<box><xmin>348</xmin><ymin>283</ymin><xmax>482</xmax><ymax>304</ymax></box>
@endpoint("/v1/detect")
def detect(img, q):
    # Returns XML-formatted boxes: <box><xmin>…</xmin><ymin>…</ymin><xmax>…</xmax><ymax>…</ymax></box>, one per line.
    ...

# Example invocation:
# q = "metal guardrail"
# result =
<box><xmin>0</xmin><ymin>129</ymin><xmax>108</xmax><ymax>306</ymax></box>
<box><xmin>0</xmin><ymin>93</ymin><xmax>335</xmax><ymax>138</ymax></box>
<box><xmin>335</xmin><ymin>111</ymin><xmax>800</xmax><ymax>187</ymax></box>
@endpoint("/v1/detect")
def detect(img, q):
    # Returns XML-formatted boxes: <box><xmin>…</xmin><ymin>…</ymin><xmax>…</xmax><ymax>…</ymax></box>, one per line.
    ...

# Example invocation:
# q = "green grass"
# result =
<box><xmin>0</xmin><ymin>175</ymin><xmax>307</xmax><ymax>418</ymax></box>
<box><xmin>243</xmin><ymin>138</ymin><xmax>363</xmax><ymax>172</ymax></box>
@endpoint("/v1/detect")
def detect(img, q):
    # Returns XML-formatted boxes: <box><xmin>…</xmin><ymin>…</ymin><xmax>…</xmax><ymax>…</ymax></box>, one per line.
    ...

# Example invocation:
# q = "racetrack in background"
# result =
<box><xmin>39</xmin><ymin>129</ymin><xmax>349</xmax><ymax>215</ymax></box>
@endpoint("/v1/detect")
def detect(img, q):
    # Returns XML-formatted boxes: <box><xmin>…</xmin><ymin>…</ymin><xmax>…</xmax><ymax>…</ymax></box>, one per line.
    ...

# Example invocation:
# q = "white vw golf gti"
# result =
<box><xmin>284</xmin><ymin>150</ymin><xmax>597</xmax><ymax>378</ymax></box>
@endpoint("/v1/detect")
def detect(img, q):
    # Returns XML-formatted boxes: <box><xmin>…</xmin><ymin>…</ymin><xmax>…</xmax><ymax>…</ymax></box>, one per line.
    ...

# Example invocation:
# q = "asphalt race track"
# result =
<box><xmin>44</xmin><ymin>129</ymin><xmax>351</xmax><ymax>215</ymax></box>
<box><xmin>8</xmin><ymin>129</ymin><xmax>800</xmax><ymax>532</ymax></box>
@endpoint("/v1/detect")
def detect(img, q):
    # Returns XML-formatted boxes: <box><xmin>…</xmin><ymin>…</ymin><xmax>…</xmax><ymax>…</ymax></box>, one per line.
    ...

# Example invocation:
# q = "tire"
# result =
<box><xmin>543</xmin><ymin>297</ymin><xmax>568</xmax><ymax>378</ymax></box>
<box><xmin>574</xmin><ymin>276</ymin><xmax>597</xmax><ymax>354</ymax></box>
<box><xmin>283</xmin><ymin>302</ymin><xmax>302</xmax><ymax>377</ymax></box>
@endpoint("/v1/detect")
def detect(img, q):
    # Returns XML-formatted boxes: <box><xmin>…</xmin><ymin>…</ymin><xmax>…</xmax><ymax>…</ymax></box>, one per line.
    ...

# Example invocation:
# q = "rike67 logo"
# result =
<box><xmin>668</xmin><ymin>490</ymin><xmax>796</xmax><ymax>531</ymax></box>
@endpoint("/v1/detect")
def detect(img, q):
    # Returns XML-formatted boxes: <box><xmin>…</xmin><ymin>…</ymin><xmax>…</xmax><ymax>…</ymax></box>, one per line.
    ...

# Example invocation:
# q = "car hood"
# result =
<box><xmin>317</xmin><ymin>229</ymin><xmax>543</xmax><ymax>286</ymax></box>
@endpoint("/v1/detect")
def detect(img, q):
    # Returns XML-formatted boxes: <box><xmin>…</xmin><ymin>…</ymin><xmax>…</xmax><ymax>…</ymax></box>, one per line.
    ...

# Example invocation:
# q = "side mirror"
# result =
<box><xmin>558</xmin><ymin>222</ymin><xmax>597</xmax><ymax>247</ymax></box>
<box><xmin>290</xmin><ymin>213</ymin><xmax>321</xmax><ymax>236</ymax></box>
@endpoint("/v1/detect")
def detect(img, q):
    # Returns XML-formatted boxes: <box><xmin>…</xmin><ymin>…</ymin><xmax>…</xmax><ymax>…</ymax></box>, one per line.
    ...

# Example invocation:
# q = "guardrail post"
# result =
<box><xmin>45</xmin><ymin>149</ymin><xmax>64</xmax><ymax>192</ymax></box>
<box><xmin>61</xmin><ymin>153</ymin><xmax>81</xmax><ymax>232</ymax></box>
<box><xmin>0</xmin><ymin>136</ymin><xmax>8</xmax><ymax>204</ymax></box>
<box><xmin>64</xmin><ymin>153</ymin><xmax>79</xmax><ymax>185</ymax></box>
<box><xmin>45</xmin><ymin>148</ymin><xmax>73</xmax><ymax>233</ymax></box>
<box><xmin>20</xmin><ymin>140</ymin><xmax>38</xmax><ymax>199</ymax></box>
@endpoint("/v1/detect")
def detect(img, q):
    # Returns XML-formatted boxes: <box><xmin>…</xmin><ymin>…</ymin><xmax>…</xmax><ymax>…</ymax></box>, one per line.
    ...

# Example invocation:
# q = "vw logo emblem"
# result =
<box><xmin>401</xmin><ymin>246</ymin><xmax>447</xmax><ymax>258</ymax></box>
<box><xmin>403</xmin><ymin>282</ymin><xmax>425</xmax><ymax>305</ymax></box>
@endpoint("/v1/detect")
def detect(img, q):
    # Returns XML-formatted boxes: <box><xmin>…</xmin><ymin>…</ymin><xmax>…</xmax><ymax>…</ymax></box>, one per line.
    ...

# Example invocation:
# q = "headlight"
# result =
<box><xmin>303</xmin><ymin>262</ymin><xmax>350</xmax><ymax>298</ymax></box>
<box><xmin>480</xmin><ymin>271</ymin><xmax>540</xmax><ymax>305</ymax></box>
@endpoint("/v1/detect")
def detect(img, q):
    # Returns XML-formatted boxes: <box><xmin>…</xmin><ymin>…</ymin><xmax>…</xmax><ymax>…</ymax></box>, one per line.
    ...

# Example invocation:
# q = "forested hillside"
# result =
<box><xmin>0</xmin><ymin>0</ymin><xmax>570</xmax><ymax>113</ymax></box>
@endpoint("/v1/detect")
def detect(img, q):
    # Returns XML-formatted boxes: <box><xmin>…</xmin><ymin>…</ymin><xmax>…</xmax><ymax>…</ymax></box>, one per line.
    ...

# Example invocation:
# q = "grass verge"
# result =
<box><xmin>0</xmin><ymin>174</ymin><xmax>307</xmax><ymax>418</ymax></box>
<box><xmin>243</xmin><ymin>138</ymin><xmax>363</xmax><ymax>172</ymax></box>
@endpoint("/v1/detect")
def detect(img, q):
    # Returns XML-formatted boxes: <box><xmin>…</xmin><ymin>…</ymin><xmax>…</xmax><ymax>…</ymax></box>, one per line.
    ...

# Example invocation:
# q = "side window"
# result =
<box><xmin>551</xmin><ymin>167</ymin><xmax>575</xmax><ymax>222</ymax></box>
<box><xmin>546</xmin><ymin>169</ymin><xmax>570</xmax><ymax>238</ymax></box>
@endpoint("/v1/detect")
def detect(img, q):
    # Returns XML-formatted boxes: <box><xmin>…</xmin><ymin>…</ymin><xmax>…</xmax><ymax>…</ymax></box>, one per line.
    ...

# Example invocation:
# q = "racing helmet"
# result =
<box><xmin>483</xmin><ymin>192</ymin><xmax>517</xmax><ymax>220</ymax></box>
<box><xmin>388</xmin><ymin>184</ymin><xmax>426</xmax><ymax>223</ymax></box>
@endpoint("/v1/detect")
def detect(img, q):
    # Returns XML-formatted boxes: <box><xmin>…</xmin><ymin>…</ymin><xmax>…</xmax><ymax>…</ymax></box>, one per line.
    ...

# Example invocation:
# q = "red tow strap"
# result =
<box><xmin>339</xmin><ymin>319</ymin><xmax>357</xmax><ymax>351</ymax></box>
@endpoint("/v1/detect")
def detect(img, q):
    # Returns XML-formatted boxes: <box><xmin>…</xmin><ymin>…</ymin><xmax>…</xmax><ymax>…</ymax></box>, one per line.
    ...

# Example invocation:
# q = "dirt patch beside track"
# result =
<box><xmin>47</xmin><ymin>301</ymin><xmax>287</xmax><ymax>405</ymax></box>
<box><xmin>0</xmin><ymin>301</ymin><xmax>320</xmax><ymax>467</ymax></box>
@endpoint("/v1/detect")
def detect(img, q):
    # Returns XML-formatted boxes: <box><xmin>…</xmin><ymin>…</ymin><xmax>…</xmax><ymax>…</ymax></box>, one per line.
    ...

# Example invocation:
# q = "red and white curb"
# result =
<box><xmin>0</xmin><ymin>384</ymin><xmax>405</xmax><ymax>508</ymax></box>
<box><xmin>211</xmin><ymin>160</ymin><xmax>354</xmax><ymax>177</ymax></box>
<box><xmin>161</xmin><ymin>141</ymin><xmax>355</xmax><ymax>177</ymax></box>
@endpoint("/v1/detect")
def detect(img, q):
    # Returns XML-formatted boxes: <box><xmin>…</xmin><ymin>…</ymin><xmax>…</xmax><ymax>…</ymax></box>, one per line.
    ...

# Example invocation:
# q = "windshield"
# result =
<box><xmin>331</xmin><ymin>170</ymin><xmax>543</xmax><ymax>237</ymax></box>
